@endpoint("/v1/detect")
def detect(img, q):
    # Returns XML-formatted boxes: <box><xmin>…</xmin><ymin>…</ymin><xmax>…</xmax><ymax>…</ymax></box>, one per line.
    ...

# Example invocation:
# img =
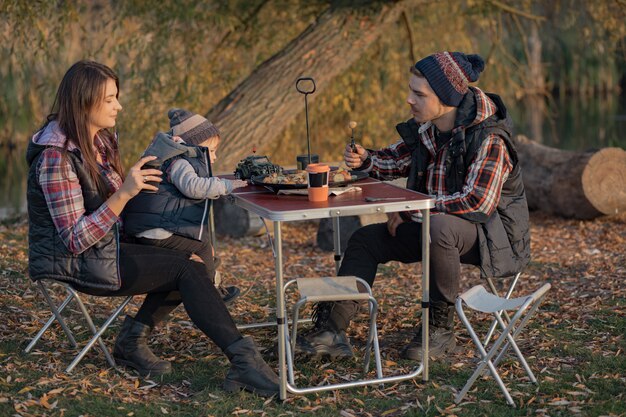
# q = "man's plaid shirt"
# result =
<box><xmin>360</xmin><ymin>87</ymin><xmax>513</xmax><ymax>220</ymax></box>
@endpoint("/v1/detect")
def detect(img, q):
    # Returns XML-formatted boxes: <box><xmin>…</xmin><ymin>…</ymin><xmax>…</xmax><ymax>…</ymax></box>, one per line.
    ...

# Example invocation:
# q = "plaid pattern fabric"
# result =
<box><xmin>363</xmin><ymin>87</ymin><xmax>512</xmax><ymax>220</ymax></box>
<box><xmin>36</xmin><ymin>135</ymin><xmax>122</xmax><ymax>254</ymax></box>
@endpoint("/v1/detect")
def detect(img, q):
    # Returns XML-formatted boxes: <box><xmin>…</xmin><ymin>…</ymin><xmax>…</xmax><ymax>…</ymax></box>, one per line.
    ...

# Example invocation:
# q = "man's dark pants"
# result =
<box><xmin>332</xmin><ymin>213</ymin><xmax>481</xmax><ymax>330</ymax></box>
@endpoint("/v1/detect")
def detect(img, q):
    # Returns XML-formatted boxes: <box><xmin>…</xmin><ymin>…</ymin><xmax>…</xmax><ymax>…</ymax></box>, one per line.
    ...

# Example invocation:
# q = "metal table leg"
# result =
<box><xmin>421</xmin><ymin>208</ymin><xmax>430</xmax><ymax>381</ymax></box>
<box><xmin>278</xmin><ymin>210</ymin><xmax>430</xmax><ymax>395</ymax></box>
<box><xmin>273</xmin><ymin>220</ymin><xmax>287</xmax><ymax>400</ymax></box>
<box><xmin>332</xmin><ymin>216</ymin><xmax>341</xmax><ymax>274</ymax></box>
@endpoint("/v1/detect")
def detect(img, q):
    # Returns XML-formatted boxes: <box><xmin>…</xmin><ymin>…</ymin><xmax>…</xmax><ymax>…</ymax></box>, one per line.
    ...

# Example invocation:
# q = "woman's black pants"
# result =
<box><xmin>74</xmin><ymin>242</ymin><xmax>241</xmax><ymax>351</ymax></box>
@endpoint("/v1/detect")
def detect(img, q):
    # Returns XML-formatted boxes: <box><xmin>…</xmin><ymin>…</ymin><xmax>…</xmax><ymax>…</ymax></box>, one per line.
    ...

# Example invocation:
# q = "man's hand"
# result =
<box><xmin>386</xmin><ymin>212</ymin><xmax>405</xmax><ymax>237</ymax></box>
<box><xmin>343</xmin><ymin>143</ymin><xmax>368</xmax><ymax>169</ymax></box>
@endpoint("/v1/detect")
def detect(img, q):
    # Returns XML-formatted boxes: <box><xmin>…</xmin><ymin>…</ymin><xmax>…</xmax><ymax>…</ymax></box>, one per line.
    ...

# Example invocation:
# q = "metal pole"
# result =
<box><xmin>421</xmin><ymin>209</ymin><xmax>430</xmax><ymax>381</ymax></box>
<box><xmin>332</xmin><ymin>216</ymin><xmax>341</xmax><ymax>274</ymax></box>
<box><xmin>304</xmin><ymin>96</ymin><xmax>311</xmax><ymax>164</ymax></box>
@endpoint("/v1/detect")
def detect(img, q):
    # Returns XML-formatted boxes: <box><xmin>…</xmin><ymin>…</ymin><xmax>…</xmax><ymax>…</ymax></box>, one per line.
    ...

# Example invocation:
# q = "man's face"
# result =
<box><xmin>406</xmin><ymin>74</ymin><xmax>448</xmax><ymax>124</ymax></box>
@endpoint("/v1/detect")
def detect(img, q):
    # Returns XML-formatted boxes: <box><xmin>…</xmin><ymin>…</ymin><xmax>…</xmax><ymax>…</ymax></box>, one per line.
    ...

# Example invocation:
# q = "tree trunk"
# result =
<box><xmin>513</xmin><ymin>135</ymin><xmax>626</xmax><ymax>219</ymax></box>
<box><xmin>524</xmin><ymin>23</ymin><xmax>546</xmax><ymax>143</ymax></box>
<box><xmin>206</xmin><ymin>1</ymin><xmax>424</xmax><ymax>172</ymax></box>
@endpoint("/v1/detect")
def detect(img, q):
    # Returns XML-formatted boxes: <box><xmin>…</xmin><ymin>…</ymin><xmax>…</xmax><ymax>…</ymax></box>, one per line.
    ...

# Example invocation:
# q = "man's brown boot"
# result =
<box><xmin>400</xmin><ymin>301</ymin><xmax>456</xmax><ymax>360</ymax></box>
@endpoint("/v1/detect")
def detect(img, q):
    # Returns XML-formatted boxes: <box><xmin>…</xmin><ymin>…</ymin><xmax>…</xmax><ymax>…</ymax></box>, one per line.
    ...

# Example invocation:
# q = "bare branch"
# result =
<box><xmin>401</xmin><ymin>10</ymin><xmax>415</xmax><ymax>64</ymax></box>
<box><xmin>487</xmin><ymin>0</ymin><xmax>546</xmax><ymax>21</ymax></box>
<box><xmin>214</xmin><ymin>0</ymin><xmax>272</xmax><ymax>52</ymax></box>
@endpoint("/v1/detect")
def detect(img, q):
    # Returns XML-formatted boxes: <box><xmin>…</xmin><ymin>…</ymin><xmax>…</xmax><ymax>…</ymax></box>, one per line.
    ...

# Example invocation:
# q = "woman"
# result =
<box><xmin>26</xmin><ymin>60</ymin><xmax>278</xmax><ymax>397</ymax></box>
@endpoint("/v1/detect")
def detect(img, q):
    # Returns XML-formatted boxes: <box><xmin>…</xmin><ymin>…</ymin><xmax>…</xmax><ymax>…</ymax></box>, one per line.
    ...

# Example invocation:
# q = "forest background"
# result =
<box><xmin>1</xmin><ymin>0</ymin><xmax>625</xmax><ymax>172</ymax></box>
<box><xmin>0</xmin><ymin>1</ymin><xmax>625</xmax><ymax>416</ymax></box>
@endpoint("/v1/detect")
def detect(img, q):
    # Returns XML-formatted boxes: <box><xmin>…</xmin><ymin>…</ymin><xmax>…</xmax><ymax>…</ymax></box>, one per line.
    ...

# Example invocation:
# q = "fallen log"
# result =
<box><xmin>513</xmin><ymin>135</ymin><xmax>626</xmax><ymax>219</ymax></box>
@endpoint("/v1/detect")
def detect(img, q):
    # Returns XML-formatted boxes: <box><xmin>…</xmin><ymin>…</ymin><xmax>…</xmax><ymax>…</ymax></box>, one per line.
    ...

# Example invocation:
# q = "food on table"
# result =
<box><xmin>261</xmin><ymin>168</ymin><xmax>356</xmax><ymax>185</ymax></box>
<box><xmin>263</xmin><ymin>171</ymin><xmax>308</xmax><ymax>185</ymax></box>
<box><xmin>329</xmin><ymin>168</ymin><xmax>354</xmax><ymax>183</ymax></box>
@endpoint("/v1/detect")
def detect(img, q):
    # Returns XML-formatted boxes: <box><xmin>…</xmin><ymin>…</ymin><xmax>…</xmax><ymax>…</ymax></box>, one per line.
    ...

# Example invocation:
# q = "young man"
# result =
<box><xmin>298</xmin><ymin>51</ymin><xmax>531</xmax><ymax>360</ymax></box>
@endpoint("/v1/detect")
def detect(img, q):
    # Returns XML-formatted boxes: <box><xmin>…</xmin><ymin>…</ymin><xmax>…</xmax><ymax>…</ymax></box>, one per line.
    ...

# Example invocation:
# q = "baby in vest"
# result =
<box><xmin>124</xmin><ymin>108</ymin><xmax>247</xmax><ymax>304</ymax></box>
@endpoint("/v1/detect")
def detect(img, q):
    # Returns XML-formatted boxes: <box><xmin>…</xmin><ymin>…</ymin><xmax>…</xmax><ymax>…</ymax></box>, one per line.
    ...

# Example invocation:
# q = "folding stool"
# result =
<box><xmin>25</xmin><ymin>279</ymin><xmax>133</xmax><ymax>373</ymax></box>
<box><xmin>282</xmin><ymin>276</ymin><xmax>383</xmax><ymax>387</ymax></box>
<box><xmin>454</xmin><ymin>283</ymin><xmax>551</xmax><ymax>406</ymax></box>
<box><xmin>483</xmin><ymin>271</ymin><xmax>522</xmax><ymax>345</ymax></box>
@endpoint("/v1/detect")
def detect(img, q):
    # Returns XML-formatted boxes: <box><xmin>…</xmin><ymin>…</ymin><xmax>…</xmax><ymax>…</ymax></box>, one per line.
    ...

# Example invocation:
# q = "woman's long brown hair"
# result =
<box><xmin>45</xmin><ymin>60</ymin><xmax>125</xmax><ymax>198</ymax></box>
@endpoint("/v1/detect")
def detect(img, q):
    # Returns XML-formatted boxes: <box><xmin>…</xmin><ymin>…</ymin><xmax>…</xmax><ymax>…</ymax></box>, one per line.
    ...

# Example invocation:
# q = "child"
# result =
<box><xmin>123</xmin><ymin>109</ymin><xmax>247</xmax><ymax>304</ymax></box>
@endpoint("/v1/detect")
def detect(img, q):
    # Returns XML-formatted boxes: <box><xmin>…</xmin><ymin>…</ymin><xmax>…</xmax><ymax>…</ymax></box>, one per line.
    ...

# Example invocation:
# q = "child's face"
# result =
<box><xmin>199</xmin><ymin>136</ymin><xmax>220</xmax><ymax>164</ymax></box>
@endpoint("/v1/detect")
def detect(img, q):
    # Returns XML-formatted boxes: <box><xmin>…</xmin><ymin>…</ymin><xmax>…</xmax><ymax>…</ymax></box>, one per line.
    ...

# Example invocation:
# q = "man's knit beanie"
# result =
<box><xmin>168</xmin><ymin>108</ymin><xmax>220</xmax><ymax>146</ymax></box>
<box><xmin>414</xmin><ymin>52</ymin><xmax>485</xmax><ymax>107</ymax></box>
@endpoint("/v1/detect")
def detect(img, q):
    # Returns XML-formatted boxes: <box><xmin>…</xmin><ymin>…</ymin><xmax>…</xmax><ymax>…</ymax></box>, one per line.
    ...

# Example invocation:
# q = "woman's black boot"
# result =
<box><xmin>113</xmin><ymin>316</ymin><xmax>172</xmax><ymax>376</ymax></box>
<box><xmin>223</xmin><ymin>336</ymin><xmax>279</xmax><ymax>397</ymax></box>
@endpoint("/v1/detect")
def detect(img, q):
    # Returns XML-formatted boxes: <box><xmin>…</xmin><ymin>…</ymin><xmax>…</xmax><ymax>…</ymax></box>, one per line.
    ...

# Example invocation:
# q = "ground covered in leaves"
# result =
<box><xmin>0</xmin><ymin>212</ymin><xmax>624</xmax><ymax>417</ymax></box>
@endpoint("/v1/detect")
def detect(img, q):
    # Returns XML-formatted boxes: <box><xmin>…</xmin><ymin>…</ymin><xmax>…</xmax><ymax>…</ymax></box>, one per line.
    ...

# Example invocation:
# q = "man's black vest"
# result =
<box><xmin>123</xmin><ymin>148</ymin><xmax>212</xmax><ymax>242</ymax></box>
<box><xmin>26</xmin><ymin>141</ymin><xmax>121</xmax><ymax>290</ymax></box>
<box><xmin>396</xmin><ymin>91</ymin><xmax>531</xmax><ymax>278</ymax></box>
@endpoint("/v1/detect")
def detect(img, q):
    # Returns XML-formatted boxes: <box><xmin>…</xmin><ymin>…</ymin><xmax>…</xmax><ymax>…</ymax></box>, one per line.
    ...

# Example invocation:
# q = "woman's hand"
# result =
<box><xmin>118</xmin><ymin>156</ymin><xmax>163</xmax><ymax>199</ymax></box>
<box><xmin>344</xmin><ymin>143</ymin><xmax>368</xmax><ymax>169</ymax></box>
<box><xmin>106</xmin><ymin>156</ymin><xmax>163</xmax><ymax>216</ymax></box>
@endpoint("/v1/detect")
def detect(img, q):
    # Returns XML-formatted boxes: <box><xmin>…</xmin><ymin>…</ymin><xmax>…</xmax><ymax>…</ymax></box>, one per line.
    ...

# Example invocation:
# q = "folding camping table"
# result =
<box><xmin>228</xmin><ymin>177</ymin><xmax>435</xmax><ymax>399</ymax></box>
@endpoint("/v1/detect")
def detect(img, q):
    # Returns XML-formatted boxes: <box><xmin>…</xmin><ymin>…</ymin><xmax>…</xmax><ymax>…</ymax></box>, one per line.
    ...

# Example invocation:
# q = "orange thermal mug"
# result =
<box><xmin>306</xmin><ymin>163</ymin><xmax>330</xmax><ymax>202</ymax></box>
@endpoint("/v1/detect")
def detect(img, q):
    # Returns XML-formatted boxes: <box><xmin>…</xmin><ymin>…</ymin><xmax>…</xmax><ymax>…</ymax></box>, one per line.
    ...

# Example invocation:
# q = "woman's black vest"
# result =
<box><xmin>123</xmin><ymin>149</ymin><xmax>212</xmax><ymax>242</ymax></box>
<box><xmin>396</xmin><ymin>92</ymin><xmax>531</xmax><ymax>278</ymax></box>
<box><xmin>26</xmin><ymin>142</ymin><xmax>121</xmax><ymax>290</ymax></box>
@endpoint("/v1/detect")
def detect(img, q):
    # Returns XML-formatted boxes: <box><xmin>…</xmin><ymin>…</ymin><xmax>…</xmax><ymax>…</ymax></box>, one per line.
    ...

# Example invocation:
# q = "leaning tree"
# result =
<box><xmin>205</xmin><ymin>1</ymin><xmax>426</xmax><ymax>171</ymax></box>
<box><xmin>206</xmin><ymin>2</ymin><xmax>625</xmax><ymax>221</ymax></box>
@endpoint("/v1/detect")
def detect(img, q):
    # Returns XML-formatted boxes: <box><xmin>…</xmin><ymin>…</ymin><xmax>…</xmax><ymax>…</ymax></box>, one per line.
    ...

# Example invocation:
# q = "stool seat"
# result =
<box><xmin>283</xmin><ymin>276</ymin><xmax>383</xmax><ymax>390</ymax></box>
<box><xmin>460</xmin><ymin>285</ymin><xmax>536</xmax><ymax>313</ymax></box>
<box><xmin>295</xmin><ymin>276</ymin><xmax>371</xmax><ymax>302</ymax></box>
<box><xmin>455</xmin><ymin>283</ymin><xmax>551</xmax><ymax>406</ymax></box>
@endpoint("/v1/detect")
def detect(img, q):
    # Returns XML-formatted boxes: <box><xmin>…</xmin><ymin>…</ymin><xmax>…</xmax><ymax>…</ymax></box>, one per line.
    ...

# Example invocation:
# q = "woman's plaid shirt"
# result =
<box><xmin>34</xmin><ymin>125</ymin><xmax>122</xmax><ymax>255</ymax></box>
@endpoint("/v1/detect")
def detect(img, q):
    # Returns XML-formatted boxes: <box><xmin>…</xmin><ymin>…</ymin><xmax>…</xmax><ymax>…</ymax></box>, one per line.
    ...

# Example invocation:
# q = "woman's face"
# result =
<box><xmin>88</xmin><ymin>78</ymin><xmax>122</xmax><ymax>137</ymax></box>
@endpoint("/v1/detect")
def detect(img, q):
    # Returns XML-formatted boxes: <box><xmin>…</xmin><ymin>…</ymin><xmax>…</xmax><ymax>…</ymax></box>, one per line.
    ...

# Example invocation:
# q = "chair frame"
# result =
<box><xmin>282</xmin><ymin>276</ymin><xmax>384</xmax><ymax>390</ymax></box>
<box><xmin>25</xmin><ymin>279</ymin><xmax>132</xmax><ymax>373</ymax></box>
<box><xmin>454</xmin><ymin>283</ymin><xmax>551</xmax><ymax>406</ymax></box>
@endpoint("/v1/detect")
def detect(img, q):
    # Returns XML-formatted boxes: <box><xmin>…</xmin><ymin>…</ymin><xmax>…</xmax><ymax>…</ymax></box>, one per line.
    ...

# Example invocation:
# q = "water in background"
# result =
<box><xmin>2</xmin><ymin>93</ymin><xmax>625</xmax><ymax>219</ymax></box>
<box><xmin>510</xmin><ymin>93</ymin><xmax>626</xmax><ymax>151</ymax></box>
<box><xmin>0</xmin><ymin>143</ymin><xmax>28</xmax><ymax>220</ymax></box>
